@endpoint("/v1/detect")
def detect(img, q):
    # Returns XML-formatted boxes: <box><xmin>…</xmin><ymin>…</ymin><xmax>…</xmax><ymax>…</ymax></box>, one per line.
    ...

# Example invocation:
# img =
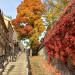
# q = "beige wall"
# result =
<box><xmin>3</xmin><ymin>15</ymin><xmax>11</xmax><ymax>28</ymax></box>
<box><xmin>38</xmin><ymin>47</ymin><xmax>47</xmax><ymax>60</ymax></box>
<box><xmin>13</xmin><ymin>29</ymin><xmax>18</xmax><ymax>42</ymax></box>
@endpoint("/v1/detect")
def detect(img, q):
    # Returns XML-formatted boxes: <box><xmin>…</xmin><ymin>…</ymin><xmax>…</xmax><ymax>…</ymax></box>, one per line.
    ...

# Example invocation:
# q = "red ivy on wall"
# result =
<box><xmin>44</xmin><ymin>0</ymin><xmax>75</xmax><ymax>66</ymax></box>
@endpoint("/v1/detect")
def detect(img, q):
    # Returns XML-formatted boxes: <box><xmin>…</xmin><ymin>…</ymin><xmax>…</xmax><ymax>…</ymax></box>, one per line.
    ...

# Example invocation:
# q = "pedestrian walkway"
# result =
<box><xmin>30</xmin><ymin>56</ymin><xmax>46</xmax><ymax>75</ymax></box>
<box><xmin>30</xmin><ymin>56</ymin><xmax>62</xmax><ymax>75</ymax></box>
<box><xmin>2</xmin><ymin>52</ymin><xmax>26</xmax><ymax>75</ymax></box>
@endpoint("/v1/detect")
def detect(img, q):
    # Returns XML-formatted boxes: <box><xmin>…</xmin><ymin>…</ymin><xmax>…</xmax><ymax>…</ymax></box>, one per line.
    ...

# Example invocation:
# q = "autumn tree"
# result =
<box><xmin>12</xmin><ymin>0</ymin><xmax>45</xmax><ymax>55</ymax></box>
<box><xmin>44</xmin><ymin>0</ymin><xmax>70</xmax><ymax>30</ymax></box>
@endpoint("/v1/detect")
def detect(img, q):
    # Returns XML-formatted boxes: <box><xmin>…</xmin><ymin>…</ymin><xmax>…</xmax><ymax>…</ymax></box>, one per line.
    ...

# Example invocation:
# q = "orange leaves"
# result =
<box><xmin>16</xmin><ymin>27</ymin><xmax>26</xmax><ymax>35</ymax></box>
<box><xmin>24</xmin><ymin>24</ymin><xmax>33</xmax><ymax>32</ymax></box>
<box><xmin>11</xmin><ymin>17</ymin><xmax>22</xmax><ymax>26</ymax></box>
<box><xmin>12</xmin><ymin>0</ymin><xmax>45</xmax><ymax>36</ymax></box>
<box><xmin>14</xmin><ymin>24</ymin><xmax>33</xmax><ymax>37</ymax></box>
<box><xmin>17</xmin><ymin>0</ymin><xmax>44</xmax><ymax>21</ymax></box>
<box><xmin>11</xmin><ymin>19</ymin><xmax>17</xmax><ymax>26</ymax></box>
<box><xmin>11</xmin><ymin>0</ymin><xmax>45</xmax><ymax>50</ymax></box>
<box><xmin>31</xmin><ymin>38</ymin><xmax>40</xmax><ymax>49</ymax></box>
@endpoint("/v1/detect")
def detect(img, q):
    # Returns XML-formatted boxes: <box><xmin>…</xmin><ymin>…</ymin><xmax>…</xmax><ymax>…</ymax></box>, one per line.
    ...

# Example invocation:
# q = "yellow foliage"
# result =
<box><xmin>34</xmin><ymin>19</ymin><xmax>46</xmax><ymax>33</ymax></box>
<box><xmin>12</xmin><ymin>0</ymin><xmax>45</xmax><ymax>50</ymax></box>
<box><xmin>47</xmin><ymin>13</ymin><xmax>53</xmax><ymax>19</ymax></box>
<box><xmin>45</xmin><ymin>0</ymin><xmax>69</xmax><ymax>27</ymax></box>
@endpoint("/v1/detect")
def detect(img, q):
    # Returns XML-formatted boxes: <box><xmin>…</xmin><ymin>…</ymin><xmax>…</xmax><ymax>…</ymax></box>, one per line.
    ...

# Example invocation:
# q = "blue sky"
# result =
<box><xmin>0</xmin><ymin>0</ymin><xmax>22</xmax><ymax>19</ymax></box>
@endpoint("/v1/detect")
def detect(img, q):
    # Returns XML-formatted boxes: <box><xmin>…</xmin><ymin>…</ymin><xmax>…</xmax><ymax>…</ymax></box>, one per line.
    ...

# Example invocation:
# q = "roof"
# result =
<box><xmin>0</xmin><ymin>10</ymin><xmax>8</xmax><ymax>32</ymax></box>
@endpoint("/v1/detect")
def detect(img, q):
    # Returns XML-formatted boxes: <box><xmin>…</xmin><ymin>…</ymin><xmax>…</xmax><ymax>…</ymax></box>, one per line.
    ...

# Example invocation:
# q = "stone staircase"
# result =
<box><xmin>1</xmin><ymin>52</ymin><xmax>26</xmax><ymax>75</ymax></box>
<box><xmin>30</xmin><ymin>57</ymin><xmax>46</xmax><ymax>75</ymax></box>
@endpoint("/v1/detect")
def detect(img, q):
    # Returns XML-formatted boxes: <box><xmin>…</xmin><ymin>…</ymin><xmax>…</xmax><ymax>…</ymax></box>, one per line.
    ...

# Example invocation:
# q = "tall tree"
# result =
<box><xmin>44</xmin><ymin>0</ymin><xmax>70</xmax><ymax>29</ymax></box>
<box><xmin>12</xmin><ymin>0</ymin><xmax>45</xmax><ymax>55</ymax></box>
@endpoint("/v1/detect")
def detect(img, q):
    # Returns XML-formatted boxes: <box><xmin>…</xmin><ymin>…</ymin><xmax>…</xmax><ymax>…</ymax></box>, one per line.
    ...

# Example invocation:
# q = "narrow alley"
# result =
<box><xmin>0</xmin><ymin>0</ymin><xmax>75</xmax><ymax>75</ymax></box>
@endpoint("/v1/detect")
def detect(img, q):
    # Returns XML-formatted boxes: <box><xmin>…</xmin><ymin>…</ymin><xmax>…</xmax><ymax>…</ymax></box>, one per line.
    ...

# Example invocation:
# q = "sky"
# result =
<box><xmin>0</xmin><ymin>0</ymin><xmax>47</xmax><ymax>43</ymax></box>
<box><xmin>0</xmin><ymin>0</ymin><xmax>22</xmax><ymax>19</ymax></box>
<box><xmin>0</xmin><ymin>0</ymin><xmax>48</xmax><ymax>19</ymax></box>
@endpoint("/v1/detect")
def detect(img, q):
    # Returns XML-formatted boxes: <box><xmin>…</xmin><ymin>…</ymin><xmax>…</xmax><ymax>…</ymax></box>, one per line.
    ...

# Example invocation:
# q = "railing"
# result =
<box><xmin>25</xmin><ymin>49</ymin><xmax>32</xmax><ymax>75</ymax></box>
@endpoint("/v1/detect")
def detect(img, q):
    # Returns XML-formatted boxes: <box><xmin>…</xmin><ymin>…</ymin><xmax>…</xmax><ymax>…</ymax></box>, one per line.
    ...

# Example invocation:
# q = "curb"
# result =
<box><xmin>26</xmin><ymin>54</ymin><xmax>32</xmax><ymax>75</ymax></box>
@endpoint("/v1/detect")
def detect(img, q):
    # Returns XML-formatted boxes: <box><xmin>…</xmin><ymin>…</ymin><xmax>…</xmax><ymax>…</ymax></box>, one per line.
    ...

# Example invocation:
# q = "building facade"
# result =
<box><xmin>0</xmin><ymin>9</ymin><xmax>17</xmax><ymax>69</ymax></box>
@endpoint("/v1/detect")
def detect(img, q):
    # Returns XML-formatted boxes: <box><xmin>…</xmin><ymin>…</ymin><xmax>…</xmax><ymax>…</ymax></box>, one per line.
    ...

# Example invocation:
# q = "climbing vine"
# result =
<box><xmin>44</xmin><ymin>0</ymin><xmax>75</xmax><ymax>67</ymax></box>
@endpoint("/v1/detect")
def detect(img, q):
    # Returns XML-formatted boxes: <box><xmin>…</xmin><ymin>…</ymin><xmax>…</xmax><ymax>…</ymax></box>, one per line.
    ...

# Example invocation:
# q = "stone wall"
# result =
<box><xmin>38</xmin><ymin>46</ymin><xmax>48</xmax><ymax>61</ymax></box>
